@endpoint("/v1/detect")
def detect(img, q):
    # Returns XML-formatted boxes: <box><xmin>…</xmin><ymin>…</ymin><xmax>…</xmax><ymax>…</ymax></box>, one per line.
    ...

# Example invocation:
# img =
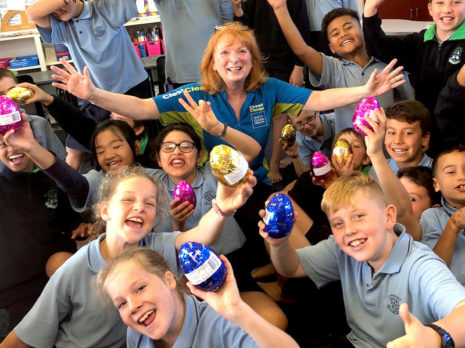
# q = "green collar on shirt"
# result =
<box><xmin>139</xmin><ymin>133</ymin><xmax>148</xmax><ymax>155</ymax></box>
<box><xmin>424</xmin><ymin>19</ymin><xmax>465</xmax><ymax>42</ymax></box>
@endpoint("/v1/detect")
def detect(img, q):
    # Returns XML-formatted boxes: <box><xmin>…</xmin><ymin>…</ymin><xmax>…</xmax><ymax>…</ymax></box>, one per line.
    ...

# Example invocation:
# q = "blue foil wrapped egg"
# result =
<box><xmin>264</xmin><ymin>193</ymin><xmax>294</xmax><ymax>238</ymax></box>
<box><xmin>173</xmin><ymin>180</ymin><xmax>196</xmax><ymax>209</ymax></box>
<box><xmin>178</xmin><ymin>241</ymin><xmax>226</xmax><ymax>291</ymax></box>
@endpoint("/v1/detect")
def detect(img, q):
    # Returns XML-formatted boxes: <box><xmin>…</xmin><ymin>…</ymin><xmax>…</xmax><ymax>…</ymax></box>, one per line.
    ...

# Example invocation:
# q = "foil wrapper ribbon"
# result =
<box><xmin>312</xmin><ymin>151</ymin><xmax>332</xmax><ymax>179</ymax></box>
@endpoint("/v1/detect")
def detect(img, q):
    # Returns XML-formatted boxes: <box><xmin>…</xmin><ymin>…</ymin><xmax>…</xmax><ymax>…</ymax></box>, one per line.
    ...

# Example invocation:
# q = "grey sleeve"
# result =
<box><xmin>308</xmin><ymin>54</ymin><xmax>346</xmax><ymax>88</ymax></box>
<box><xmin>420</xmin><ymin>208</ymin><xmax>448</xmax><ymax>249</ymax></box>
<box><xmin>218</xmin><ymin>0</ymin><xmax>234</xmax><ymax>22</ymax></box>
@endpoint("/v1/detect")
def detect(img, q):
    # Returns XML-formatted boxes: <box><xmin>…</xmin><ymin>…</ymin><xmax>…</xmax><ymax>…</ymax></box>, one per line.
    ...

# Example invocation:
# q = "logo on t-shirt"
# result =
<box><xmin>44</xmin><ymin>188</ymin><xmax>59</xmax><ymax>209</ymax></box>
<box><xmin>387</xmin><ymin>294</ymin><xmax>401</xmax><ymax>314</ymax></box>
<box><xmin>249</xmin><ymin>103</ymin><xmax>267</xmax><ymax>129</ymax></box>
<box><xmin>449</xmin><ymin>46</ymin><xmax>463</xmax><ymax>65</ymax></box>
<box><xmin>94</xmin><ymin>25</ymin><xmax>106</xmax><ymax>38</ymax></box>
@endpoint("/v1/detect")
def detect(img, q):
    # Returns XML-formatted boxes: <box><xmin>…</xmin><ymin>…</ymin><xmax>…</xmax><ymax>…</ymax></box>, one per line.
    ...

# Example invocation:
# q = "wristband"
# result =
<box><xmin>218</xmin><ymin>123</ymin><xmax>228</xmax><ymax>138</ymax></box>
<box><xmin>426</xmin><ymin>323</ymin><xmax>455</xmax><ymax>348</ymax></box>
<box><xmin>212</xmin><ymin>199</ymin><xmax>235</xmax><ymax>217</ymax></box>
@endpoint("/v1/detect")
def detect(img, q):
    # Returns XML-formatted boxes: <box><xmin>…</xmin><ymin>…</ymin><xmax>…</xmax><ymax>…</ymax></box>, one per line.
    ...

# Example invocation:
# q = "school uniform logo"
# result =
<box><xmin>387</xmin><ymin>294</ymin><xmax>401</xmax><ymax>314</ymax></box>
<box><xmin>449</xmin><ymin>47</ymin><xmax>463</xmax><ymax>65</ymax></box>
<box><xmin>44</xmin><ymin>188</ymin><xmax>59</xmax><ymax>209</ymax></box>
<box><xmin>249</xmin><ymin>103</ymin><xmax>268</xmax><ymax>129</ymax></box>
<box><xmin>94</xmin><ymin>25</ymin><xmax>106</xmax><ymax>38</ymax></box>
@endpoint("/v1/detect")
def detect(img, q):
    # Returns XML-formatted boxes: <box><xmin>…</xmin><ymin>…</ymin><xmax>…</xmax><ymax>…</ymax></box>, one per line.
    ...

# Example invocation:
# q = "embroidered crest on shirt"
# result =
<box><xmin>249</xmin><ymin>103</ymin><xmax>268</xmax><ymax>129</ymax></box>
<box><xmin>44</xmin><ymin>188</ymin><xmax>59</xmax><ymax>209</ymax></box>
<box><xmin>387</xmin><ymin>294</ymin><xmax>401</xmax><ymax>314</ymax></box>
<box><xmin>94</xmin><ymin>25</ymin><xmax>106</xmax><ymax>38</ymax></box>
<box><xmin>203</xmin><ymin>191</ymin><xmax>215</xmax><ymax>202</ymax></box>
<box><xmin>449</xmin><ymin>47</ymin><xmax>463</xmax><ymax>65</ymax></box>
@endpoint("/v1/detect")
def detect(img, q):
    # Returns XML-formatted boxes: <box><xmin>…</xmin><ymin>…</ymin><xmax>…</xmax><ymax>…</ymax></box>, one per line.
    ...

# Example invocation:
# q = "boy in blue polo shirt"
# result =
<box><xmin>363</xmin><ymin>0</ymin><xmax>465</xmax><ymax>154</ymax></box>
<box><xmin>26</xmin><ymin>0</ymin><xmax>151</xmax><ymax>170</ymax></box>
<box><xmin>369</xmin><ymin>100</ymin><xmax>433</xmax><ymax>180</ymax></box>
<box><xmin>421</xmin><ymin>145</ymin><xmax>465</xmax><ymax>285</ymax></box>
<box><xmin>261</xmin><ymin>171</ymin><xmax>465</xmax><ymax>347</ymax></box>
<box><xmin>265</xmin><ymin>0</ymin><xmax>414</xmax><ymax>133</ymax></box>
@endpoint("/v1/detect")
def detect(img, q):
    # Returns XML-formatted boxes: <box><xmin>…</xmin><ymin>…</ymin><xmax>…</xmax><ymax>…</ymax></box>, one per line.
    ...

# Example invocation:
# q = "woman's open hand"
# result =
<box><xmin>365</xmin><ymin>59</ymin><xmax>405</xmax><ymax>97</ymax></box>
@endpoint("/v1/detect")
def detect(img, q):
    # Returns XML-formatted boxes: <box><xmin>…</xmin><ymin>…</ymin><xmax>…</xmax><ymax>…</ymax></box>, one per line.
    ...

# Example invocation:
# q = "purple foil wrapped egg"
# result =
<box><xmin>312</xmin><ymin>151</ymin><xmax>332</xmax><ymax>179</ymax></box>
<box><xmin>0</xmin><ymin>96</ymin><xmax>22</xmax><ymax>135</ymax></box>
<box><xmin>264</xmin><ymin>193</ymin><xmax>294</xmax><ymax>239</ymax></box>
<box><xmin>173</xmin><ymin>180</ymin><xmax>196</xmax><ymax>209</ymax></box>
<box><xmin>179</xmin><ymin>241</ymin><xmax>226</xmax><ymax>291</ymax></box>
<box><xmin>352</xmin><ymin>96</ymin><xmax>380</xmax><ymax>136</ymax></box>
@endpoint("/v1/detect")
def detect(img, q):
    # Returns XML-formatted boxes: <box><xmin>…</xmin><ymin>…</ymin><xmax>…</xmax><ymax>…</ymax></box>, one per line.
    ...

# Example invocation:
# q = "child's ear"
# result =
<box><xmin>385</xmin><ymin>204</ymin><xmax>397</xmax><ymax>230</ymax></box>
<box><xmin>164</xmin><ymin>271</ymin><xmax>177</xmax><ymax>290</ymax></box>
<box><xmin>421</xmin><ymin>132</ymin><xmax>431</xmax><ymax>152</ymax></box>
<box><xmin>427</xmin><ymin>2</ymin><xmax>433</xmax><ymax>17</ymax></box>
<box><xmin>100</xmin><ymin>202</ymin><xmax>111</xmax><ymax>222</ymax></box>
<box><xmin>433</xmin><ymin>177</ymin><xmax>441</xmax><ymax>192</ymax></box>
<box><xmin>362</xmin><ymin>154</ymin><xmax>371</xmax><ymax>166</ymax></box>
<box><xmin>328</xmin><ymin>43</ymin><xmax>336</xmax><ymax>55</ymax></box>
<box><xmin>134</xmin><ymin>141</ymin><xmax>141</xmax><ymax>156</ymax></box>
<box><xmin>196</xmin><ymin>149</ymin><xmax>204</xmax><ymax>166</ymax></box>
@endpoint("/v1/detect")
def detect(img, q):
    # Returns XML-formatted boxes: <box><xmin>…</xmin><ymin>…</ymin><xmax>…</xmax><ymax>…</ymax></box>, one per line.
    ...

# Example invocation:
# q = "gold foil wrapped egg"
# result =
<box><xmin>332</xmin><ymin>139</ymin><xmax>352</xmax><ymax>163</ymax></box>
<box><xmin>210</xmin><ymin>144</ymin><xmax>249</xmax><ymax>187</ymax></box>
<box><xmin>280</xmin><ymin>124</ymin><xmax>296</xmax><ymax>146</ymax></box>
<box><xmin>6</xmin><ymin>86</ymin><xmax>34</xmax><ymax>104</ymax></box>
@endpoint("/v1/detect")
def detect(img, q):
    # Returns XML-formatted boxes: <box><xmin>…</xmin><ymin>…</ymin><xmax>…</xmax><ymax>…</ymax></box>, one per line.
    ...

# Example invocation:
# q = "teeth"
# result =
<box><xmin>172</xmin><ymin>159</ymin><xmax>183</xmax><ymax>165</ymax></box>
<box><xmin>128</xmin><ymin>217</ymin><xmax>143</xmax><ymax>223</ymax></box>
<box><xmin>8</xmin><ymin>154</ymin><xmax>22</xmax><ymax>160</ymax></box>
<box><xmin>459</xmin><ymin>185</ymin><xmax>465</xmax><ymax>189</ymax></box>
<box><xmin>392</xmin><ymin>149</ymin><xmax>406</xmax><ymax>153</ymax></box>
<box><xmin>138</xmin><ymin>310</ymin><xmax>154</xmax><ymax>324</ymax></box>
<box><xmin>442</xmin><ymin>18</ymin><xmax>452</xmax><ymax>22</ymax></box>
<box><xmin>349</xmin><ymin>239</ymin><xmax>365</xmax><ymax>247</ymax></box>
<box><xmin>342</xmin><ymin>40</ymin><xmax>353</xmax><ymax>46</ymax></box>
<box><xmin>228</xmin><ymin>67</ymin><xmax>241</xmax><ymax>71</ymax></box>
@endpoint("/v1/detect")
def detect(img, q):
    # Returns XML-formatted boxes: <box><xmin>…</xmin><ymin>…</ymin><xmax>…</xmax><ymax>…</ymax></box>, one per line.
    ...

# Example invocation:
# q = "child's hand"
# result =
<box><xmin>170</xmin><ymin>198</ymin><xmax>194</xmax><ymax>231</ymax></box>
<box><xmin>310</xmin><ymin>168</ymin><xmax>338</xmax><ymax>189</ymax></box>
<box><xmin>364</xmin><ymin>0</ymin><xmax>386</xmax><ymax>17</ymax></box>
<box><xmin>258</xmin><ymin>208</ymin><xmax>293</xmax><ymax>246</ymax></box>
<box><xmin>230</xmin><ymin>0</ymin><xmax>242</xmax><ymax>9</ymax></box>
<box><xmin>51</xmin><ymin>58</ymin><xmax>95</xmax><ymax>101</ymax></box>
<box><xmin>281</xmin><ymin>141</ymin><xmax>299</xmax><ymax>158</ymax></box>
<box><xmin>359</xmin><ymin>107</ymin><xmax>386</xmax><ymax>159</ymax></box>
<box><xmin>451</xmin><ymin>207</ymin><xmax>465</xmax><ymax>230</ymax></box>
<box><xmin>1</xmin><ymin>113</ymin><xmax>36</xmax><ymax>153</ymax></box>
<box><xmin>387</xmin><ymin>303</ymin><xmax>440</xmax><ymax>348</ymax></box>
<box><xmin>16</xmin><ymin>82</ymin><xmax>54</xmax><ymax>106</ymax></box>
<box><xmin>332</xmin><ymin>153</ymin><xmax>355</xmax><ymax>177</ymax></box>
<box><xmin>215</xmin><ymin>170</ymin><xmax>256</xmax><ymax>214</ymax></box>
<box><xmin>186</xmin><ymin>255</ymin><xmax>243</xmax><ymax>321</ymax></box>
<box><xmin>365</xmin><ymin>59</ymin><xmax>405</xmax><ymax>97</ymax></box>
<box><xmin>268</xmin><ymin>166</ymin><xmax>283</xmax><ymax>184</ymax></box>
<box><xmin>71</xmin><ymin>222</ymin><xmax>97</xmax><ymax>240</ymax></box>
<box><xmin>178</xmin><ymin>92</ymin><xmax>224</xmax><ymax>137</ymax></box>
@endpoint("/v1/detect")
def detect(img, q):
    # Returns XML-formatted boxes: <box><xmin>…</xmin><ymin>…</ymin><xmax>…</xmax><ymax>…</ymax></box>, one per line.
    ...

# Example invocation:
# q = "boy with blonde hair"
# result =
<box><xmin>261</xmin><ymin>171</ymin><xmax>465</xmax><ymax>347</ymax></box>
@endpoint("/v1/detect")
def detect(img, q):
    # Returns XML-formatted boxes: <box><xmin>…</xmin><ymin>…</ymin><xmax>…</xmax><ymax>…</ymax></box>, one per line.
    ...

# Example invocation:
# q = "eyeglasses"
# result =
<box><xmin>293</xmin><ymin>114</ymin><xmax>318</xmax><ymax>128</ymax></box>
<box><xmin>160</xmin><ymin>141</ymin><xmax>195</xmax><ymax>153</ymax></box>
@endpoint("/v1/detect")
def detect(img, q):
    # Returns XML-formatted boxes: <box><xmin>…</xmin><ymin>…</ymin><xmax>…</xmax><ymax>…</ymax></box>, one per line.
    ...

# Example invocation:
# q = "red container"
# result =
<box><xmin>146</xmin><ymin>40</ymin><xmax>163</xmax><ymax>56</ymax></box>
<box><xmin>0</xmin><ymin>58</ymin><xmax>12</xmax><ymax>68</ymax></box>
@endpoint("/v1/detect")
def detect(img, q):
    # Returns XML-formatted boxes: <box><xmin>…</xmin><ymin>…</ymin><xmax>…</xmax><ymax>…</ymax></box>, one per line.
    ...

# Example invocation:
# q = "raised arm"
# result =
<box><xmin>187</xmin><ymin>255</ymin><xmax>299</xmax><ymax>348</ymax></box>
<box><xmin>362</xmin><ymin>109</ymin><xmax>421</xmax><ymax>241</ymax></box>
<box><xmin>267</xmin><ymin>0</ymin><xmax>323</xmax><ymax>75</ymax></box>
<box><xmin>433</xmin><ymin>207</ymin><xmax>465</xmax><ymax>267</ymax></box>
<box><xmin>178</xmin><ymin>91</ymin><xmax>261</xmax><ymax>164</ymax></box>
<box><xmin>0</xmin><ymin>331</ymin><xmax>30</xmax><ymax>348</ymax></box>
<box><xmin>363</xmin><ymin>0</ymin><xmax>386</xmax><ymax>17</ymax></box>
<box><xmin>26</xmin><ymin>0</ymin><xmax>64</xmax><ymax>29</ymax></box>
<box><xmin>258</xmin><ymin>209</ymin><xmax>306</xmax><ymax>278</ymax></box>
<box><xmin>304</xmin><ymin>59</ymin><xmax>405</xmax><ymax>111</ymax></box>
<box><xmin>175</xmin><ymin>173</ymin><xmax>256</xmax><ymax>249</ymax></box>
<box><xmin>51</xmin><ymin>59</ymin><xmax>159</xmax><ymax>120</ymax></box>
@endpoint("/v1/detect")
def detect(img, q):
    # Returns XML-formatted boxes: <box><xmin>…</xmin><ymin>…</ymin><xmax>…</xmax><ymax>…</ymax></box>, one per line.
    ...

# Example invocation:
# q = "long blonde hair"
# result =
<box><xmin>200</xmin><ymin>22</ymin><xmax>267</xmax><ymax>94</ymax></box>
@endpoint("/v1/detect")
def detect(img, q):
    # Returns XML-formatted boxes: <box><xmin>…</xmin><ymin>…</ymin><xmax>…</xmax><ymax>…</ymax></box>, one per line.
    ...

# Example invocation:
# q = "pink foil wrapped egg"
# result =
<box><xmin>0</xmin><ymin>96</ymin><xmax>22</xmax><ymax>135</ymax></box>
<box><xmin>352</xmin><ymin>97</ymin><xmax>380</xmax><ymax>136</ymax></box>
<box><xmin>173</xmin><ymin>180</ymin><xmax>196</xmax><ymax>209</ymax></box>
<box><xmin>311</xmin><ymin>151</ymin><xmax>332</xmax><ymax>179</ymax></box>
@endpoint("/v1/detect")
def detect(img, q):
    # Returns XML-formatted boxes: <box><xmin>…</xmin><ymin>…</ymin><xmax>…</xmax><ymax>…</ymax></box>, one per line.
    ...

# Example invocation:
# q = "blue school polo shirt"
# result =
<box><xmin>14</xmin><ymin>232</ymin><xmax>181</xmax><ymax>348</ymax></box>
<box><xmin>37</xmin><ymin>0</ymin><xmax>147</xmax><ymax>93</ymax></box>
<box><xmin>368</xmin><ymin>153</ymin><xmax>433</xmax><ymax>181</ymax></box>
<box><xmin>296</xmin><ymin>113</ymin><xmax>336</xmax><ymax>166</ymax></box>
<box><xmin>296</xmin><ymin>224</ymin><xmax>465</xmax><ymax>347</ymax></box>
<box><xmin>421</xmin><ymin>198</ymin><xmax>465</xmax><ymax>284</ymax></box>
<box><xmin>127</xmin><ymin>294</ymin><xmax>258</xmax><ymax>347</ymax></box>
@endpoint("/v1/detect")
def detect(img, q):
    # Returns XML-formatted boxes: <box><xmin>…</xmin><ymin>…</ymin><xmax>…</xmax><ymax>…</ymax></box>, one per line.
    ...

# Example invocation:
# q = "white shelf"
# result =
<box><xmin>125</xmin><ymin>15</ymin><xmax>160</xmax><ymax>26</ymax></box>
<box><xmin>10</xmin><ymin>64</ymin><xmax>41</xmax><ymax>71</ymax></box>
<box><xmin>46</xmin><ymin>59</ymin><xmax>73</xmax><ymax>66</ymax></box>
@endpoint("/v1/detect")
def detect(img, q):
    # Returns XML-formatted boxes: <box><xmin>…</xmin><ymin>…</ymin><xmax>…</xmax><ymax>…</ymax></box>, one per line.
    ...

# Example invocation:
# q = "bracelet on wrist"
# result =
<box><xmin>212</xmin><ymin>198</ymin><xmax>235</xmax><ymax>217</ymax></box>
<box><xmin>218</xmin><ymin>123</ymin><xmax>228</xmax><ymax>138</ymax></box>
